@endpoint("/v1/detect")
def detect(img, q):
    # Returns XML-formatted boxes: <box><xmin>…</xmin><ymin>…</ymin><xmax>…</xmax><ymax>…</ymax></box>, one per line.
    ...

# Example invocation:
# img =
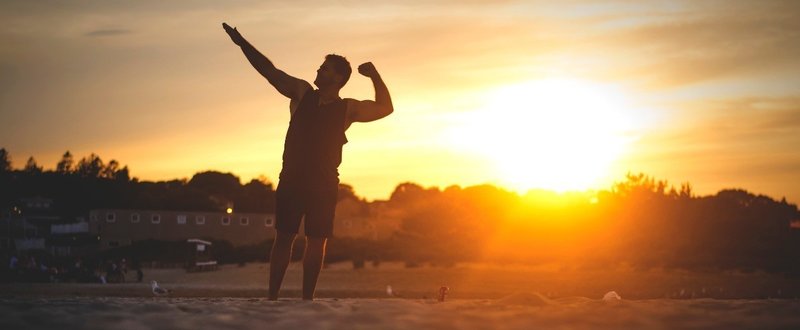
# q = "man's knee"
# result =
<box><xmin>273</xmin><ymin>231</ymin><xmax>297</xmax><ymax>249</ymax></box>
<box><xmin>305</xmin><ymin>237</ymin><xmax>327</xmax><ymax>252</ymax></box>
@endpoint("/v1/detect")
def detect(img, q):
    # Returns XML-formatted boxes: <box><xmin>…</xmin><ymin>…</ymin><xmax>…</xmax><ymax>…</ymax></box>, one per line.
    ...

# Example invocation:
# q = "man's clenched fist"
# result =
<box><xmin>358</xmin><ymin>62</ymin><xmax>379</xmax><ymax>78</ymax></box>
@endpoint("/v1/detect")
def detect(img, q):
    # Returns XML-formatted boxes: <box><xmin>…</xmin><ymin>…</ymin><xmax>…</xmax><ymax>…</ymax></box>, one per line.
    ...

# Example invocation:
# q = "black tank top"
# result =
<box><xmin>279</xmin><ymin>89</ymin><xmax>348</xmax><ymax>188</ymax></box>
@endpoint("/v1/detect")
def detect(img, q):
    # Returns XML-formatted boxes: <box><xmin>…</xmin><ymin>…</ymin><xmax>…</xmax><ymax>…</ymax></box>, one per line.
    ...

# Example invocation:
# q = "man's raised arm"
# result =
<box><xmin>347</xmin><ymin>62</ymin><xmax>394</xmax><ymax>123</ymax></box>
<box><xmin>223</xmin><ymin>22</ymin><xmax>310</xmax><ymax>100</ymax></box>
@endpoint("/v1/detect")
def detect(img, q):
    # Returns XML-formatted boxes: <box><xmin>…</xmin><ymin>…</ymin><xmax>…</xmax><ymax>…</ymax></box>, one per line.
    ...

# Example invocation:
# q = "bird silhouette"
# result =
<box><xmin>151</xmin><ymin>280</ymin><xmax>171</xmax><ymax>296</ymax></box>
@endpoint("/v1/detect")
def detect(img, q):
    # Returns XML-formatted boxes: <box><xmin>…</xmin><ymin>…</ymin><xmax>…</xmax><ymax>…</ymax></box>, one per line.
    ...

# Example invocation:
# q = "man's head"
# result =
<box><xmin>314</xmin><ymin>54</ymin><xmax>352</xmax><ymax>89</ymax></box>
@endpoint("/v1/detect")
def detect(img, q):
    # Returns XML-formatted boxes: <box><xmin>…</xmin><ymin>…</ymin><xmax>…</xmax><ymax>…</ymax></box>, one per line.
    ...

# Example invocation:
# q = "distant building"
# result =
<box><xmin>90</xmin><ymin>200</ymin><xmax>402</xmax><ymax>249</ymax></box>
<box><xmin>48</xmin><ymin>219</ymin><xmax>97</xmax><ymax>257</ymax></box>
<box><xmin>89</xmin><ymin>209</ymin><xmax>276</xmax><ymax>249</ymax></box>
<box><xmin>2</xmin><ymin>196</ymin><xmax>402</xmax><ymax>255</ymax></box>
<box><xmin>18</xmin><ymin>197</ymin><xmax>60</xmax><ymax>237</ymax></box>
<box><xmin>0</xmin><ymin>197</ymin><xmax>85</xmax><ymax>255</ymax></box>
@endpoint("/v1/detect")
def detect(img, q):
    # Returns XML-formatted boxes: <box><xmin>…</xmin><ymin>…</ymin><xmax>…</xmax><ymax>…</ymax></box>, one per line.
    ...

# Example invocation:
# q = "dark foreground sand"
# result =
<box><xmin>2</xmin><ymin>295</ymin><xmax>800</xmax><ymax>330</ymax></box>
<box><xmin>3</xmin><ymin>262</ymin><xmax>800</xmax><ymax>329</ymax></box>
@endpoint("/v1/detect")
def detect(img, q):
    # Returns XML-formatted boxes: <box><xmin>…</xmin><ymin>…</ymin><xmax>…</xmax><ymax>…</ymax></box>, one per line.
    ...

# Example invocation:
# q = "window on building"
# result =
<box><xmin>106</xmin><ymin>212</ymin><xmax>116</xmax><ymax>223</ymax></box>
<box><xmin>90</xmin><ymin>214</ymin><xmax>97</xmax><ymax>221</ymax></box>
<box><xmin>131</xmin><ymin>213</ymin><xmax>140</xmax><ymax>223</ymax></box>
<box><xmin>264</xmin><ymin>217</ymin><xmax>274</xmax><ymax>227</ymax></box>
<box><xmin>151</xmin><ymin>214</ymin><xmax>161</xmax><ymax>224</ymax></box>
<box><xmin>108</xmin><ymin>241</ymin><xmax>120</xmax><ymax>248</ymax></box>
<box><xmin>196</xmin><ymin>216</ymin><xmax>205</xmax><ymax>225</ymax></box>
<box><xmin>221</xmin><ymin>216</ymin><xmax>231</xmax><ymax>226</ymax></box>
<box><xmin>177</xmin><ymin>215</ymin><xmax>187</xmax><ymax>225</ymax></box>
<box><xmin>240</xmin><ymin>217</ymin><xmax>249</xmax><ymax>225</ymax></box>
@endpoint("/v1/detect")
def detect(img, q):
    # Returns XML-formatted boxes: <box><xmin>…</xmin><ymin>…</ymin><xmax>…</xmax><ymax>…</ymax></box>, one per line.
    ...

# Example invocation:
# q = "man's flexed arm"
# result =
<box><xmin>347</xmin><ymin>62</ymin><xmax>394</xmax><ymax>123</ymax></box>
<box><xmin>223</xmin><ymin>23</ymin><xmax>310</xmax><ymax>100</ymax></box>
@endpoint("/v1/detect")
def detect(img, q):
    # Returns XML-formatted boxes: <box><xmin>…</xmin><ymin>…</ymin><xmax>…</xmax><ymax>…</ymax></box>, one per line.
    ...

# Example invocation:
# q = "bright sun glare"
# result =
<box><xmin>449</xmin><ymin>78</ymin><xmax>637</xmax><ymax>193</ymax></box>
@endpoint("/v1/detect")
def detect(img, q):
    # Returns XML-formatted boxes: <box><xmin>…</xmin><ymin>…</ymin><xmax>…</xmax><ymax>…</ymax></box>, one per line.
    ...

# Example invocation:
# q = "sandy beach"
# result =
<box><xmin>3</xmin><ymin>295</ymin><xmax>800</xmax><ymax>329</ymax></box>
<box><xmin>3</xmin><ymin>262</ymin><xmax>800</xmax><ymax>329</ymax></box>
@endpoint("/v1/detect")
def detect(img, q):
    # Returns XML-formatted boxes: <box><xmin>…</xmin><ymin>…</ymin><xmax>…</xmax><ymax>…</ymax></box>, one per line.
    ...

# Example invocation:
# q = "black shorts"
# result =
<box><xmin>275</xmin><ymin>183</ymin><xmax>338</xmax><ymax>238</ymax></box>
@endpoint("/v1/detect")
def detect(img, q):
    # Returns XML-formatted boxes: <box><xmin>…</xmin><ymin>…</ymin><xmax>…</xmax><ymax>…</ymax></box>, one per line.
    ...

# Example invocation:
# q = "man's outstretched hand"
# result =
<box><xmin>358</xmin><ymin>62</ymin><xmax>380</xmax><ymax>79</ymax></box>
<box><xmin>223</xmin><ymin>22</ymin><xmax>244</xmax><ymax>46</ymax></box>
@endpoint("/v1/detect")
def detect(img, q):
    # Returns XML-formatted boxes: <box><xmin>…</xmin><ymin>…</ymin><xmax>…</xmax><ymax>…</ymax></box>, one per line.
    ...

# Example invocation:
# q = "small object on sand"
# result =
<box><xmin>151</xmin><ymin>280</ymin><xmax>170</xmax><ymax>296</ymax></box>
<box><xmin>438</xmin><ymin>286</ymin><xmax>449</xmax><ymax>302</ymax></box>
<box><xmin>602</xmin><ymin>291</ymin><xmax>621</xmax><ymax>302</ymax></box>
<box><xmin>386</xmin><ymin>285</ymin><xmax>402</xmax><ymax>297</ymax></box>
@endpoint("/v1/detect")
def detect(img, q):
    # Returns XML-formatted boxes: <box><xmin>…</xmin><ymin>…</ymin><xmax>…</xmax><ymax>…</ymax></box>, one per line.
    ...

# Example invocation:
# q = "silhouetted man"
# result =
<box><xmin>223</xmin><ymin>22</ymin><xmax>393</xmax><ymax>300</ymax></box>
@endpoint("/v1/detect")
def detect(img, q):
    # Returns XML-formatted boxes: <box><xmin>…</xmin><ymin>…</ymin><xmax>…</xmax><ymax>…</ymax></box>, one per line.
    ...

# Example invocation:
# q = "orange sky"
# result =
<box><xmin>1</xmin><ymin>0</ymin><xmax>799</xmax><ymax>203</ymax></box>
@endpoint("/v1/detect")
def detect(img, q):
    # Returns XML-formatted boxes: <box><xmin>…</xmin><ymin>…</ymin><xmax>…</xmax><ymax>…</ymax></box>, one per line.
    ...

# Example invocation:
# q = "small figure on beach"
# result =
<box><xmin>106</xmin><ymin>260</ymin><xmax>125</xmax><ymax>283</ymax></box>
<box><xmin>8</xmin><ymin>254</ymin><xmax>18</xmax><ymax>270</ymax></box>
<box><xmin>120</xmin><ymin>258</ymin><xmax>128</xmax><ymax>282</ymax></box>
<box><xmin>26</xmin><ymin>256</ymin><xmax>37</xmax><ymax>270</ymax></box>
<box><xmin>131</xmin><ymin>257</ymin><xmax>144</xmax><ymax>283</ymax></box>
<box><xmin>223</xmin><ymin>22</ymin><xmax>393</xmax><ymax>301</ymax></box>
<box><xmin>438</xmin><ymin>286</ymin><xmax>449</xmax><ymax>302</ymax></box>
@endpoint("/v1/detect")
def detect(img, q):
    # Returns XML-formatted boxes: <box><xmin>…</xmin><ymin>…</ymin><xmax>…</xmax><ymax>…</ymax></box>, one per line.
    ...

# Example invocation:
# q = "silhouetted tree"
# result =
<box><xmin>338</xmin><ymin>183</ymin><xmax>359</xmax><ymax>202</ymax></box>
<box><xmin>115</xmin><ymin>166</ymin><xmax>130</xmax><ymax>181</ymax></box>
<box><xmin>24</xmin><ymin>156</ymin><xmax>42</xmax><ymax>174</ymax></box>
<box><xmin>236</xmin><ymin>176</ymin><xmax>275</xmax><ymax>212</ymax></box>
<box><xmin>56</xmin><ymin>151</ymin><xmax>74</xmax><ymax>174</ymax></box>
<box><xmin>188</xmin><ymin>171</ymin><xmax>241</xmax><ymax>196</ymax></box>
<box><xmin>0</xmin><ymin>148</ymin><xmax>11</xmax><ymax>172</ymax></box>
<box><xmin>101</xmin><ymin>159</ymin><xmax>119</xmax><ymax>179</ymax></box>
<box><xmin>76</xmin><ymin>153</ymin><xmax>104</xmax><ymax>178</ymax></box>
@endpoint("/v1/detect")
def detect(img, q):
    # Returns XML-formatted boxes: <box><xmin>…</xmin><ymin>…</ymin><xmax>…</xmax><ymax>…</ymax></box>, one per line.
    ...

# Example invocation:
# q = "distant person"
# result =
<box><xmin>8</xmin><ymin>254</ymin><xmax>18</xmax><ymax>269</ymax></box>
<box><xmin>131</xmin><ymin>257</ymin><xmax>144</xmax><ymax>283</ymax></box>
<box><xmin>120</xmin><ymin>258</ymin><xmax>128</xmax><ymax>283</ymax></box>
<box><xmin>26</xmin><ymin>256</ymin><xmax>37</xmax><ymax>270</ymax></box>
<box><xmin>223</xmin><ymin>22</ymin><xmax>394</xmax><ymax>300</ymax></box>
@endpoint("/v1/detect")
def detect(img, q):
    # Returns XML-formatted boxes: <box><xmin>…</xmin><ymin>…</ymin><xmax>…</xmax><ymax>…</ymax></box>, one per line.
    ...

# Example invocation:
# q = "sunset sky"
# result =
<box><xmin>2</xmin><ymin>0</ymin><xmax>799</xmax><ymax>203</ymax></box>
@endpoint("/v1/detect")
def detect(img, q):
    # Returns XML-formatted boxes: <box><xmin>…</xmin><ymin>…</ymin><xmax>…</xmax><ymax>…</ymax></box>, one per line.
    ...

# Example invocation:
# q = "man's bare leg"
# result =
<box><xmin>302</xmin><ymin>237</ymin><xmax>328</xmax><ymax>300</ymax></box>
<box><xmin>269</xmin><ymin>231</ymin><xmax>296</xmax><ymax>300</ymax></box>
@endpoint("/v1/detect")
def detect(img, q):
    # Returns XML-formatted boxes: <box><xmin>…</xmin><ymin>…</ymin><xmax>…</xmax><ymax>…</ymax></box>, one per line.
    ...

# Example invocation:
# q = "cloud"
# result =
<box><xmin>84</xmin><ymin>29</ymin><xmax>132</xmax><ymax>37</ymax></box>
<box><xmin>692</xmin><ymin>97</ymin><xmax>800</xmax><ymax>134</ymax></box>
<box><xmin>580</xmin><ymin>2</ymin><xmax>800</xmax><ymax>88</ymax></box>
<box><xmin>623</xmin><ymin>96</ymin><xmax>800</xmax><ymax>183</ymax></box>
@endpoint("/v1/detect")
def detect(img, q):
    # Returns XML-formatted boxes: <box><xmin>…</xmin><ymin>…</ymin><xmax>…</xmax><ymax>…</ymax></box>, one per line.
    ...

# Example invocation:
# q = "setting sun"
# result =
<box><xmin>449</xmin><ymin>78</ymin><xmax>637</xmax><ymax>193</ymax></box>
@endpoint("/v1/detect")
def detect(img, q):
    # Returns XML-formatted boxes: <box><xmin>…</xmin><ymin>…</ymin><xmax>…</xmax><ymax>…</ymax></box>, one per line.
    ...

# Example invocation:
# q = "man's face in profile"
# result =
<box><xmin>314</xmin><ymin>60</ymin><xmax>343</xmax><ymax>89</ymax></box>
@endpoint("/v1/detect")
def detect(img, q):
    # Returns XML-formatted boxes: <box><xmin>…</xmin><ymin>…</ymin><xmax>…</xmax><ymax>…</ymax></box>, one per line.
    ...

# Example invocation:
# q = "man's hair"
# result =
<box><xmin>325</xmin><ymin>54</ymin><xmax>352</xmax><ymax>87</ymax></box>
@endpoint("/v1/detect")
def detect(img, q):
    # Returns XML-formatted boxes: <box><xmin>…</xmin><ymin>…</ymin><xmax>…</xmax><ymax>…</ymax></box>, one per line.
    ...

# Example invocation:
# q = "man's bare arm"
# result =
<box><xmin>347</xmin><ymin>62</ymin><xmax>394</xmax><ymax>123</ymax></box>
<box><xmin>223</xmin><ymin>23</ymin><xmax>310</xmax><ymax>100</ymax></box>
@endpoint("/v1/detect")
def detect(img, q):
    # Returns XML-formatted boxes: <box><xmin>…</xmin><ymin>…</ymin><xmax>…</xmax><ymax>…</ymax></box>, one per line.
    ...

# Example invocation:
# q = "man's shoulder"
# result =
<box><xmin>343</xmin><ymin>98</ymin><xmax>363</xmax><ymax>108</ymax></box>
<box><xmin>298</xmin><ymin>86</ymin><xmax>316</xmax><ymax>100</ymax></box>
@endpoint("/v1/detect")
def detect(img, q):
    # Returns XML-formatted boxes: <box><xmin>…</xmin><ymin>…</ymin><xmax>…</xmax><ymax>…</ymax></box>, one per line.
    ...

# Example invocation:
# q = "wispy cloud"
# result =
<box><xmin>623</xmin><ymin>96</ymin><xmax>800</xmax><ymax>189</ymax></box>
<box><xmin>582</xmin><ymin>3</ymin><xmax>800</xmax><ymax>88</ymax></box>
<box><xmin>84</xmin><ymin>29</ymin><xmax>132</xmax><ymax>37</ymax></box>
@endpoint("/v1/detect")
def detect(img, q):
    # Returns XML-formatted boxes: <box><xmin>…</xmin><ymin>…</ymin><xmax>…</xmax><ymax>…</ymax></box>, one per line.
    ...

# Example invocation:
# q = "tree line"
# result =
<box><xmin>2</xmin><ymin>148</ymin><xmax>799</xmax><ymax>273</ymax></box>
<box><xmin>377</xmin><ymin>174</ymin><xmax>800</xmax><ymax>273</ymax></box>
<box><xmin>0</xmin><ymin>148</ymin><xmax>274</xmax><ymax>217</ymax></box>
